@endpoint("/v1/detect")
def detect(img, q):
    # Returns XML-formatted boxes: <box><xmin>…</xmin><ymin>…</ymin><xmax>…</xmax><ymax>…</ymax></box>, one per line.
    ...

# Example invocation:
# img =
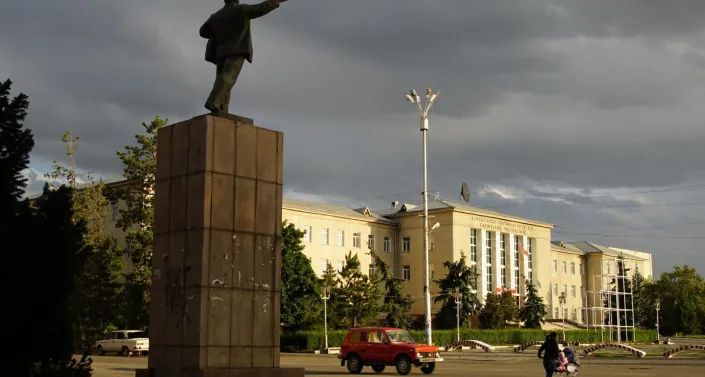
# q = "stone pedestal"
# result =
<box><xmin>136</xmin><ymin>114</ymin><xmax>304</xmax><ymax>377</ymax></box>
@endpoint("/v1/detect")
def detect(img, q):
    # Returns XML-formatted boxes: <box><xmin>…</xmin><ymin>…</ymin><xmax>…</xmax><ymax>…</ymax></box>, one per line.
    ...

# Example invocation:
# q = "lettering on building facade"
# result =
<box><xmin>471</xmin><ymin>215</ymin><xmax>535</xmax><ymax>235</ymax></box>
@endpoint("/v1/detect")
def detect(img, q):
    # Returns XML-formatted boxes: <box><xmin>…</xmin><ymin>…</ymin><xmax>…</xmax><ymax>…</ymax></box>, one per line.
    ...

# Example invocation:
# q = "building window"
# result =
<box><xmin>470</xmin><ymin>229</ymin><xmax>478</xmax><ymax>264</ymax></box>
<box><xmin>486</xmin><ymin>265</ymin><xmax>493</xmax><ymax>292</ymax></box>
<box><xmin>552</xmin><ymin>259</ymin><xmax>557</xmax><ymax>272</ymax></box>
<box><xmin>563</xmin><ymin>308</ymin><xmax>568</xmax><ymax>319</ymax></box>
<box><xmin>607</xmin><ymin>262</ymin><xmax>611</xmax><ymax>275</ymax></box>
<box><xmin>562</xmin><ymin>261</ymin><xmax>567</xmax><ymax>273</ymax></box>
<box><xmin>555</xmin><ymin>308</ymin><xmax>559</xmax><ymax>319</ymax></box>
<box><xmin>571</xmin><ymin>262</ymin><xmax>576</xmax><ymax>275</ymax></box>
<box><xmin>337</xmin><ymin>231</ymin><xmax>344</xmax><ymax>246</ymax></box>
<box><xmin>500</xmin><ymin>235</ymin><xmax>506</xmax><ymax>266</ymax></box>
<box><xmin>368</xmin><ymin>234</ymin><xmax>375</xmax><ymax>249</ymax></box>
<box><xmin>430</xmin><ymin>265</ymin><xmax>435</xmax><ymax>280</ymax></box>
<box><xmin>572</xmin><ymin>308</ymin><xmax>578</xmax><ymax>321</ymax></box>
<box><xmin>402</xmin><ymin>237</ymin><xmax>410</xmax><ymax>252</ymax></box>
<box><xmin>321</xmin><ymin>228</ymin><xmax>329</xmax><ymax>245</ymax></box>
<box><xmin>501</xmin><ymin>268</ymin><xmax>507</xmax><ymax>289</ymax></box>
<box><xmin>336</xmin><ymin>260</ymin><xmax>344</xmax><ymax>272</ymax></box>
<box><xmin>553</xmin><ymin>283</ymin><xmax>558</xmax><ymax>296</ymax></box>
<box><xmin>513</xmin><ymin>235</ymin><xmax>520</xmax><ymax>268</ymax></box>
<box><xmin>571</xmin><ymin>285</ymin><xmax>576</xmax><ymax>297</ymax></box>
<box><xmin>369</xmin><ymin>264</ymin><xmax>376</xmax><ymax>277</ymax></box>
<box><xmin>320</xmin><ymin>258</ymin><xmax>328</xmax><ymax>275</ymax></box>
<box><xmin>353</xmin><ymin>233</ymin><xmax>361</xmax><ymax>248</ymax></box>
<box><xmin>580</xmin><ymin>263</ymin><xmax>585</xmax><ymax>275</ymax></box>
<box><xmin>111</xmin><ymin>202</ymin><xmax>119</xmax><ymax>221</ymax></box>
<box><xmin>485</xmin><ymin>231</ymin><xmax>493</xmax><ymax>264</ymax></box>
<box><xmin>402</xmin><ymin>266</ymin><xmax>411</xmax><ymax>281</ymax></box>
<box><xmin>563</xmin><ymin>284</ymin><xmax>568</xmax><ymax>295</ymax></box>
<box><xmin>383</xmin><ymin>237</ymin><xmax>391</xmax><ymax>252</ymax></box>
<box><xmin>580</xmin><ymin>286</ymin><xmax>584</xmax><ymax>297</ymax></box>
<box><xmin>514</xmin><ymin>270</ymin><xmax>520</xmax><ymax>294</ymax></box>
<box><xmin>303</xmin><ymin>226</ymin><xmax>312</xmax><ymax>243</ymax></box>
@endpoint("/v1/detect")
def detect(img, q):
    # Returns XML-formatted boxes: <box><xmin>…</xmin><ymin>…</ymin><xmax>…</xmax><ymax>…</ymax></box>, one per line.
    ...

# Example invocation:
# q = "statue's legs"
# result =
<box><xmin>205</xmin><ymin>56</ymin><xmax>245</xmax><ymax>113</ymax></box>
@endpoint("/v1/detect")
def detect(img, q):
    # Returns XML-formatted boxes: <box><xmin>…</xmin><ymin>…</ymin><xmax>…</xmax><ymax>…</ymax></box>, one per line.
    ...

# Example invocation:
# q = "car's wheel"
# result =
<box><xmin>121</xmin><ymin>346</ymin><xmax>130</xmax><ymax>357</ymax></box>
<box><xmin>346</xmin><ymin>354</ymin><xmax>363</xmax><ymax>374</ymax></box>
<box><xmin>395</xmin><ymin>355</ymin><xmax>412</xmax><ymax>376</ymax></box>
<box><xmin>421</xmin><ymin>363</ymin><xmax>436</xmax><ymax>374</ymax></box>
<box><xmin>372</xmin><ymin>365</ymin><xmax>385</xmax><ymax>373</ymax></box>
<box><xmin>97</xmin><ymin>345</ymin><xmax>105</xmax><ymax>356</ymax></box>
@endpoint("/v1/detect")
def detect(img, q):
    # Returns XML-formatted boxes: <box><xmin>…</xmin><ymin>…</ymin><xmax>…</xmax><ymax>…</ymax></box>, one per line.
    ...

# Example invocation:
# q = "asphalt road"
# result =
<box><xmin>87</xmin><ymin>353</ymin><xmax>705</xmax><ymax>377</ymax></box>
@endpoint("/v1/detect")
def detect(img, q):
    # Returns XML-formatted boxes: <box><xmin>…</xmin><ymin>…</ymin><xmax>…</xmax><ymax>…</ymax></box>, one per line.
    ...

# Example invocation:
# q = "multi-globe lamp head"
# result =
<box><xmin>405</xmin><ymin>88</ymin><xmax>441</xmax><ymax>114</ymax></box>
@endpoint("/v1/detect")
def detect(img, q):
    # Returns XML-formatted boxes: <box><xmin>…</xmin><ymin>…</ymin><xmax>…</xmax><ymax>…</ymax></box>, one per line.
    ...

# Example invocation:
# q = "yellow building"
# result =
<box><xmin>93</xmin><ymin>179</ymin><xmax>655</xmax><ymax>325</ymax></box>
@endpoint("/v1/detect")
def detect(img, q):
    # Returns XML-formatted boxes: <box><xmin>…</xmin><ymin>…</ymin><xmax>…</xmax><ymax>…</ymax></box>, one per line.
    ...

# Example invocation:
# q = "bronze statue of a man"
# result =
<box><xmin>199</xmin><ymin>0</ymin><xmax>287</xmax><ymax>114</ymax></box>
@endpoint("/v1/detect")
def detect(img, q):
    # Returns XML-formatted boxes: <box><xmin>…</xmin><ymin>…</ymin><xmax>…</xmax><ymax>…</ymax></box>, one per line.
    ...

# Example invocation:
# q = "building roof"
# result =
<box><xmin>283</xmin><ymin>198</ymin><xmax>397</xmax><ymax>225</ymax></box>
<box><xmin>550</xmin><ymin>241</ymin><xmax>584</xmax><ymax>255</ymax></box>
<box><xmin>555</xmin><ymin>241</ymin><xmax>649</xmax><ymax>261</ymax></box>
<box><xmin>380</xmin><ymin>198</ymin><xmax>554</xmax><ymax>228</ymax></box>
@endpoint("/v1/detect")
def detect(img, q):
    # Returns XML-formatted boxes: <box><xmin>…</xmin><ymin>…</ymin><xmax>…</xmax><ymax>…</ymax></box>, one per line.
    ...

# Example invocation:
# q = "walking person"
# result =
<box><xmin>538</xmin><ymin>332</ymin><xmax>560</xmax><ymax>377</ymax></box>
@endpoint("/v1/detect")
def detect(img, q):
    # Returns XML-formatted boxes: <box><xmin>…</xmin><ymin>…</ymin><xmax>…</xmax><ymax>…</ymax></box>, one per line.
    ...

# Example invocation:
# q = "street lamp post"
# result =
<box><xmin>321</xmin><ymin>284</ymin><xmax>331</xmax><ymax>350</ymax></box>
<box><xmin>559</xmin><ymin>292</ymin><xmax>567</xmax><ymax>343</ymax></box>
<box><xmin>454</xmin><ymin>288</ymin><xmax>462</xmax><ymax>342</ymax></box>
<box><xmin>655</xmin><ymin>301</ymin><xmax>661</xmax><ymax>343</ymax></box>
<box><xmin>406</xmin><ymin>88</ymin><xmax>441</xmax><ymax>346</ymax></box>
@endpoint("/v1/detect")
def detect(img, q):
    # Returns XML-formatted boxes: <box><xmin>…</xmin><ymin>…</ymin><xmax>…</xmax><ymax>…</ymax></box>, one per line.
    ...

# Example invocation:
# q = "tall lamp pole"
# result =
<box><xmin>454</xmin><ymin>288</ymin><xmax>462</xmax><ymax>342</ymax></box>
<box><xmin>655</xmin><ymin>301</ymin><xmax>661</xmax><ymax>343</ymax></box>
<box><xmin>406</xmin><ymin>88</ymin><xmax>441</xmax><ymax>345</ymax></box>
<box><xmin>321</xmin><ymin>284</ymin><xmax>331</xmax><ymax>350</ymax></box>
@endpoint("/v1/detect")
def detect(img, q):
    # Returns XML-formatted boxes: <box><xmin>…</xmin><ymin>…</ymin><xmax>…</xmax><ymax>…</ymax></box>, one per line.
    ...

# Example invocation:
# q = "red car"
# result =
<box><xmin>338</xmin><ymin>327</ymin><xmax>443</xmax><ymax>375</ymax></box>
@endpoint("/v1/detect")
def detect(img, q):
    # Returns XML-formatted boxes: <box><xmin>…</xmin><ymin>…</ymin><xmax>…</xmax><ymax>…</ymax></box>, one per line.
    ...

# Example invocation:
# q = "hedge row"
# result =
<box><xmin>281</xmin><ymin>329</ymin><xmax>657</xmax><ymax>351</ymax></box>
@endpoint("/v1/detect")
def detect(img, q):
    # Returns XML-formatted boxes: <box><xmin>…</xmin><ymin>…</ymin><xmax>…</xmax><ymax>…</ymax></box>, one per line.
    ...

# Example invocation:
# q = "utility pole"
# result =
<box><xmin>321</xmin><ymin>284</ymin><xmax>331</xmax><ymax>350</ymax></box>
<box><xmin>406</xmin><ymin>88</ymin><xmax>441</xmax><ymax>345</ymax></box>
<box><xmin>454</xmin><ymin>288</ymin><xmax>462</xmax><ymax>342</ymax></box>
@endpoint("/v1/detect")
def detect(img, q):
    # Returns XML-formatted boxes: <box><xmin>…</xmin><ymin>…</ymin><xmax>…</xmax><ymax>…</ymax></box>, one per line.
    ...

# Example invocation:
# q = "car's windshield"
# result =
<box><xmin>386</xmin><ymin>330</ymin><xmax>414</xmax><ymax>343</ymax></box>
<box><xmin>127</xmin><ymin>331</ymin><xmax>148</xmax><ymax>339</ymax></box>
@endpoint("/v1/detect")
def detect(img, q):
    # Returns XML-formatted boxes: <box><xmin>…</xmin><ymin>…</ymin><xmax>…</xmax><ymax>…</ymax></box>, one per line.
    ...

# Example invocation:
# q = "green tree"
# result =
<box><xmin>320</xmin><ymin>261</ymin><xmax>341</xmax><ymax>328</ymax></box>
<box><xmin>631</xmin><ymin>272</ymin><xmax>657</xmax><ymax>329</ymax></box>
<box><xmin>519</xmin><ymin>280</ymin><xmax>547</xmax><ymax>328</ymax></box>
<box><xmin>0</xmin><ymin>81</ymin><xmax>91</xmax><ymax>376</ymax></box>
<box><xmin>479</xmin><ymin>293</ymin><xmax>504</xmax><ymax>329</ymax></box>
<box><xmin>109</xmin><ymin>116</ymin><xmax>166</xmax><ymax>329</ymax></box>
<box><xmin>499</xmin><ymin>290</ymin><xmax>519</xmax><ymax>326</ymax></box>
<box><xmin>332</xmin><ymin>252</ymin><xmax>382</xmax><ymax>328</ymax></box>
<box><xmin>281</xmin><ymin>222</ymin><xmax>322</xmax><ymax>331</ymax></box>
<box><xmin>370</xmin><ymin>250</ymin><xmax>415</xmax><ymax>329</ymax></box>
<box><xmin>0</xmin><ymin>79</ymin><xmax>33</xmax><ymax>217</ymax></box>
<box><xmin>603</xmin><ymin>257</ymin><xmax>635</xmax><ymax>338</ymax></box>
<box><xmin>46</xmin><ymin>130</ymin><xmax>125</xmax><ymax>348</ymax></box>
<box><xmin>433</xmin><ymin>252</ymin><xmax>481</xmax><ymax>329</ymax></box>
<box><xmin>653</xmin><ymin>265</ymin><xmax>705</xmax><ymax>335</ymax></box>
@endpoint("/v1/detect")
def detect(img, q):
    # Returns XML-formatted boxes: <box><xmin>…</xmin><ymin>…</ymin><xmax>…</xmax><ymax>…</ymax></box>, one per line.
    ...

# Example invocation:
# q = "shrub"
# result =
<box><xmin>281</xmin><ymin>329</ymin><xmax>657</xmax><ymax>351</ymax></box>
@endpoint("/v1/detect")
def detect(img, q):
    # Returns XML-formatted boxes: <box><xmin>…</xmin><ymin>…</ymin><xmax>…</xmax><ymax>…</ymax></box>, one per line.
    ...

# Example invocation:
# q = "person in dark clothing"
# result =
<box><xmin>538</xmin><ymin>332</ymin><xmax>560</xmax><ymax>377</ymax></box>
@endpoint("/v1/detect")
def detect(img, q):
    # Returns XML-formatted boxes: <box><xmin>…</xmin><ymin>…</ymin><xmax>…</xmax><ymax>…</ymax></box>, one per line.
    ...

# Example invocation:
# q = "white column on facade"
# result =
<box><xmin>494</xmin><ymin>231</ymin><xmax>502</xmax><ymax>294</ymax></box>
<box><xmin>477</xmin><ymin>230</ymin><xmax>487</xmax><ymax>302</ymax></box>
<box><xmin>509</xmin><ymin>233</ymin><xmax>517</xmax><ymax>292</ymax></box>
<box><xmin>522</xmin><ymin>235</ymin><xmax>529</xmax><ymax>285</ymax></box>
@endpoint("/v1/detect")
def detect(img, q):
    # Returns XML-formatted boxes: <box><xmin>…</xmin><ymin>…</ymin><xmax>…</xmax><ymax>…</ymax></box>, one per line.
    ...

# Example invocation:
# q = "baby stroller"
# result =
<box><xmin>555</xmin><ymin>347</ymin><xmax>580</xmax><ymax>377</ymax></box>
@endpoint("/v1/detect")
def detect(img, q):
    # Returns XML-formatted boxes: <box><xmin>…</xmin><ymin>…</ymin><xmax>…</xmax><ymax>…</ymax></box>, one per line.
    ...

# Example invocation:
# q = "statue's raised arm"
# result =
<box><xmin>202</xmin><ymin>0</ymin><xmax>288</xmax><ymax>116</ymax></box>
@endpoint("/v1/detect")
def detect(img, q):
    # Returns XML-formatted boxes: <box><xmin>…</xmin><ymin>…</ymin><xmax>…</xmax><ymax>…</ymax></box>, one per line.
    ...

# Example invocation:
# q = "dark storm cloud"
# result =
<box><xmin>4</xmin><ymin>0</ymin><xmax>705</xmax><ymax>274</ymax></box>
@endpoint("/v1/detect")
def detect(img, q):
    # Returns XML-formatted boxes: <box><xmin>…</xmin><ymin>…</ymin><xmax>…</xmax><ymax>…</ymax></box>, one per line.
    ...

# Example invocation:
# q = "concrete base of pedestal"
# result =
<box><xmin>136</xmin><ymin>367</ymin><xmax>305</xmax><ymax>377</ymax></box>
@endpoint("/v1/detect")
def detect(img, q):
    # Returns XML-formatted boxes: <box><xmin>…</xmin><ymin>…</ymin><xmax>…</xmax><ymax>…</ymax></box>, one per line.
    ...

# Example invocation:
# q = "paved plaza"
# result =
<box><xmin>87</xmin><ymin>352</ymin><xmax>705</xmax><ymax>377</ymax></box>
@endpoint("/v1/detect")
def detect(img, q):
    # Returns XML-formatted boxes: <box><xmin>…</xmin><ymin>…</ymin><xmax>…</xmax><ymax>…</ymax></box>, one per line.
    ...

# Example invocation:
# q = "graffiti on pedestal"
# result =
<box><xmin>165</xmin><ymin>251</ymin><xmax>191</xmax><ymax>328</ymax></box>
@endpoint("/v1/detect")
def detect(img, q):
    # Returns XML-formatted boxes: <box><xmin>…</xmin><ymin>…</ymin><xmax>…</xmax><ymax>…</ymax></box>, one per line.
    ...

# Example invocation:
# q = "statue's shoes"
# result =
<box><xmin>204</xmin><ymin>102</ymin><xmax>219</xmax><ymax>113</ymax></box>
